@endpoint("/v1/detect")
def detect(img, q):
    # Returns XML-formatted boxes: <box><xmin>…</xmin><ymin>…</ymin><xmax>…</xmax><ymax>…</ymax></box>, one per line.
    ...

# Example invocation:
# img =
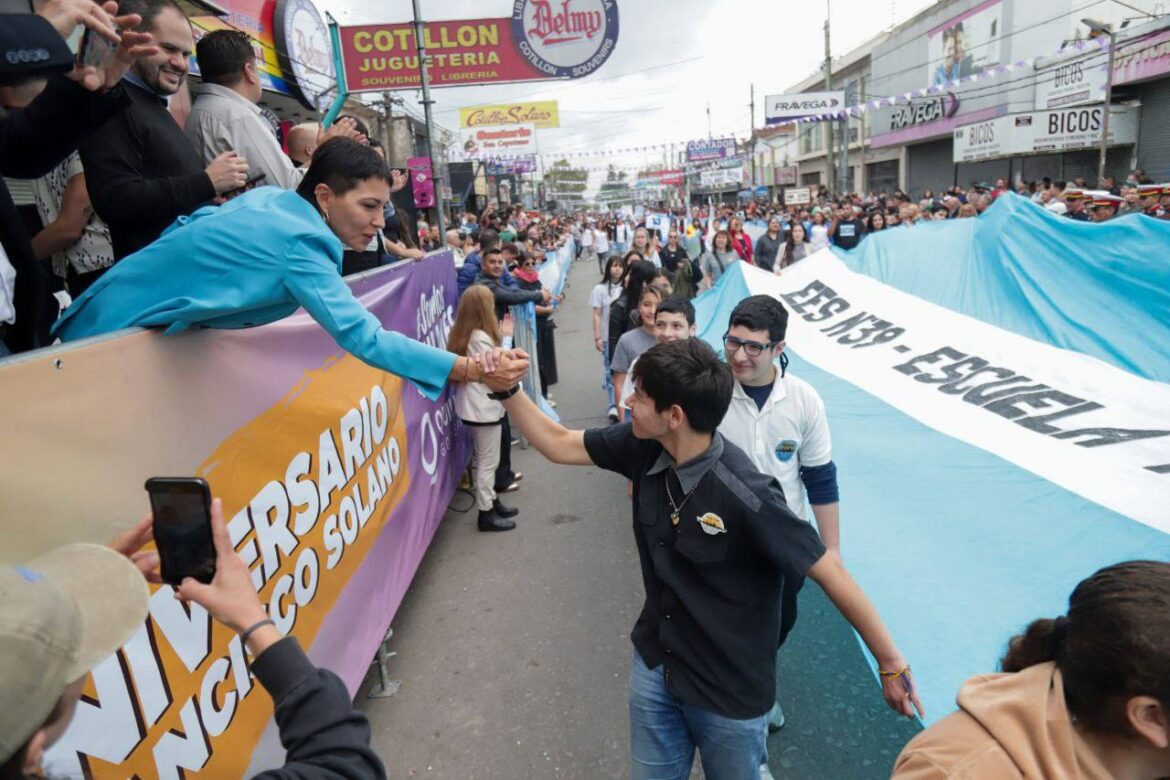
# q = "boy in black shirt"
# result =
<box><xmin>494</xmin><ymin>339</ymin><xmax>922</xmax><ymax>778</ymax></box>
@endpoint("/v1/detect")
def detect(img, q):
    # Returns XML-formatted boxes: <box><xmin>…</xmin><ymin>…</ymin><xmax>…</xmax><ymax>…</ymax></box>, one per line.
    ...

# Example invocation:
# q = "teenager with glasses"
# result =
<box><xmin>717</xmin><ymin>295</ymin><xmax>843</xmax><ymax>745</ymax></box>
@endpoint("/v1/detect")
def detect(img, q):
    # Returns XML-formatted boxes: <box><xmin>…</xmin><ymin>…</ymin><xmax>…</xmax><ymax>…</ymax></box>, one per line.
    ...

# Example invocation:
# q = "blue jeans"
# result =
<box><xmin>602</xmin><ymin>341</ymin><xmax>615</xmax><ymax>408</ymax></box>
<box><xmin>613</xmin><ymin>241</ymin><xmax>628</xmax><ymax>257</ymax></box>
<box><xmin>628</xmin><ymin>652</ymin><xmax>768</xmax><ymax>780</ymax></box>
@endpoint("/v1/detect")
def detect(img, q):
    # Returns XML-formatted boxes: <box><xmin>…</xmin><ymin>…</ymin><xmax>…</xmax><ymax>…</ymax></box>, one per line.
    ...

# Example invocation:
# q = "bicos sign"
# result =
<box><xmin>954</xmin><ymin>104</ymin><xmax>1140</xmax><ymax>163</ymax></box>
<box><xmin>339</xmin><ymin>0</ymin><xmax>619</xmax><ymax>91</ymax></box>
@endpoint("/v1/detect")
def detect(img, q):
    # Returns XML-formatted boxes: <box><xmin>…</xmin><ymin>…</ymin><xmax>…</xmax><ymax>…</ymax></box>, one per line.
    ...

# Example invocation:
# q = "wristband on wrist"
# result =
<box><xmin>487</xmin><ymin>384</ymin><xmax>521</xmax><ymax>401</ymax></box>
<box><xmin>240</xmin><ymin>618</ymin><xmax>276</xmax><ymax>646</ymax></box>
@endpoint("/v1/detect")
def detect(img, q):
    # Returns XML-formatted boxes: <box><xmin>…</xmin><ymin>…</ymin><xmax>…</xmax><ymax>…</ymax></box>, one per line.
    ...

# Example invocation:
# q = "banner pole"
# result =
<box><xmin>412</xmin><ymin>0</ymin><xmax>445</xmax><ymax>238</ymax></box>
<box><xmin>323</xmin><ymin>14</ymin><xmax>349</xmax><ymax>128</ymax></box>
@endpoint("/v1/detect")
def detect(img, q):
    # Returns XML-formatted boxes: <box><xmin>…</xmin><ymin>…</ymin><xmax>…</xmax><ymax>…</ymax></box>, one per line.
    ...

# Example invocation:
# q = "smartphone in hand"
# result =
<box><xmin>77</xmin><ymin>26</ymin><xmax>119</xmax><ymax>70</ymax></box>
<box><xmin>145</xmin><ymin>477</ymin><xmax>216</xmax><ymax>586</ymax></box>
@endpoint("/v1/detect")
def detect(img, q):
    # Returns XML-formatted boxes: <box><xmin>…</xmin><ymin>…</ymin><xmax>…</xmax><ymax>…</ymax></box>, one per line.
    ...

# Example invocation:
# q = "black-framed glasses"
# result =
<box><xmin>722</xmin><ymin>332</ymin><xmax>775</xmax><ymax>358</ymax></box>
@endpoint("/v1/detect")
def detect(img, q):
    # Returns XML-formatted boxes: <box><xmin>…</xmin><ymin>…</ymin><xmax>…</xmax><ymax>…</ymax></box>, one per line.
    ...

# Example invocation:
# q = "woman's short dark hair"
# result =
<box><xmin>1001</xmin><ymin>560</ymin><xmax>1170</xmax><ymax>737</ymax></box>
<box><xmin>729</xmin><ymin>295</ymin><xmax>788</xmax><ymax>343</ymax></box>
<box><xmin>630</xmin><ymin>339</ymin><xmax>733</xmax><ymax>433</ymax></box>
<box><xmin>296</xmin><ymin>138</ymin><xmax>389</xmax><ymax>205</ymax></box>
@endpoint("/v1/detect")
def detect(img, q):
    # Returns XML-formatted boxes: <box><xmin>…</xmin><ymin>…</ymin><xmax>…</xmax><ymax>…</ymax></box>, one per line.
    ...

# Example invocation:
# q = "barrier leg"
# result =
<box><xmin>368</xmin><ymin>627</ymin><xmax>401</xmax><ymax>699</ymax></box>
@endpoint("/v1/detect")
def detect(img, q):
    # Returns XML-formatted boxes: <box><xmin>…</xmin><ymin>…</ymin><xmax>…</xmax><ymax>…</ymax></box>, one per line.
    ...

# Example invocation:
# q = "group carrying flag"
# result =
<box><xmin>691</xmin><ymin>193</ymin><xmax>1170</xmax><ymax>724</ymax></box>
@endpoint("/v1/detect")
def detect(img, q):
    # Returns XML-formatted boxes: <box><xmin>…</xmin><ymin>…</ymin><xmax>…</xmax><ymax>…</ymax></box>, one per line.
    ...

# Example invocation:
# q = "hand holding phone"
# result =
<box><xmin>145</xmin><ymin>477</ymin><xmax>216</xmax><ymax>586</ymax></box>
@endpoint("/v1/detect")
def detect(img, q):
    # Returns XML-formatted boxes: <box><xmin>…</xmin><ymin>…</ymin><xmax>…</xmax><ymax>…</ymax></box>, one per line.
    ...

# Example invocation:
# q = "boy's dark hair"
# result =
<box><xmin>631</xmin><ymin>340</ymin><xmax>733</xmax><ymax>433</ymax></box>
<box><xmin>500</xmin><ymin>241</ymin><xmax>519</xmax><ymax>257</ymax></box>
<box><xmin>728</xmin><ymin>295</ymin><xmax>788</xmax><ymax>343</ymax></box>
<box><xmin>116</xmin><ymin>0</ymin><xmax>182</xmax><ymax>30</ymax></box>
<box><xmin>655</xmin><ymin>296</ymin><xmax>695</xmax><ymax>326</ymax></box>
<box><xmin>295</xmin><ymin>138</ymin><xmax>389</xmax><ymax>204</ymax></box>
<box><xmin>482</xmin><ymin>247</ymin><xmax>502</xmax><ymax>259</ymax></box>
<box><xmin>195</xmin><ymin>29</ymin><xmax>254</xmax><ymax>86</ymax></box>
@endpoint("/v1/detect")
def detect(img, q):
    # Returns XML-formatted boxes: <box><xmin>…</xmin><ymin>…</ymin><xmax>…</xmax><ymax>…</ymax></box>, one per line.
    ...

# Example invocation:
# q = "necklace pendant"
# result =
<box><xmin>671</xmin><ymin>512</ymin><xmax>680</xmax><ymax>526</ymax></box>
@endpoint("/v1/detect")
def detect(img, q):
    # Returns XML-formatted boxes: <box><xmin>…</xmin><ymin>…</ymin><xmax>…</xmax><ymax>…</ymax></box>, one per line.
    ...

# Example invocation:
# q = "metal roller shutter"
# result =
<box><xmin>906</xmin><ymin>138</ymin><xmax>954</xmax><ymax>197</ymax></box>
<box><xmin>1136</xmin><ymin>80</ymin><xmax>1170</xmax><ymax>180</ymax></box>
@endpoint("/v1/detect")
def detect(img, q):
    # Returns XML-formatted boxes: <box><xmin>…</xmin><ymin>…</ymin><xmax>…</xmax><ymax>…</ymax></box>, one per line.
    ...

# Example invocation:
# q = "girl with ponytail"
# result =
<box><xmin>894</xmin><ymin>560</ymin><xmax>1170</xmax><ymax>779</ymax></box>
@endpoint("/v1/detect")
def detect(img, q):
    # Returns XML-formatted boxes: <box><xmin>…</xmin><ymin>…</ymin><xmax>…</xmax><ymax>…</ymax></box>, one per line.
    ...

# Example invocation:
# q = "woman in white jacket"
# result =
<box><xmin>449</xmin><ymin>286</ymin><xmax>520</xmax><ymax>532</ymax></box>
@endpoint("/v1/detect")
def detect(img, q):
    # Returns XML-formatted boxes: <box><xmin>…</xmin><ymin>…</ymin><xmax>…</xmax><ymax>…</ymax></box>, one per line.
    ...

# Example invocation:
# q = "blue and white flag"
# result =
<box><xmin>692</xmin><ymin>193</ymin><xmax>1170</xmax><ymax>724</ymax></box>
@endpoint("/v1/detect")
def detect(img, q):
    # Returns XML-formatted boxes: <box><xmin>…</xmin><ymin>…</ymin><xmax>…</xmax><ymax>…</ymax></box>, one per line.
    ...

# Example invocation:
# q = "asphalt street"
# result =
<box><xmin>358</xmin><ymin>257</ymin><xmax>921</xmax><ymax>779</ymax></box>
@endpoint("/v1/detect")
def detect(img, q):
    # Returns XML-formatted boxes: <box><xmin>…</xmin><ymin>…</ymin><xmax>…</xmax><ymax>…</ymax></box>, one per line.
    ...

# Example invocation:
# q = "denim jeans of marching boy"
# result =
<box><xmin>628</xmin><ymin>652</ymin><xmax>769</xmax><ymax>780</ymax></box>
<box><xmin>602</xmin><ymin>341</ymin><xmax>615</xmax><ymax>408</ymax></box>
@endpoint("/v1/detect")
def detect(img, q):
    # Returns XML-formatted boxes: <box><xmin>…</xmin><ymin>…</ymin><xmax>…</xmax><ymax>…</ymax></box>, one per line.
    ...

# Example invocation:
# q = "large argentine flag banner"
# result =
<box><xmin>693</xmin><ymin>194</ymin><xmax>1170</xmax><ymax>724</ymax></box>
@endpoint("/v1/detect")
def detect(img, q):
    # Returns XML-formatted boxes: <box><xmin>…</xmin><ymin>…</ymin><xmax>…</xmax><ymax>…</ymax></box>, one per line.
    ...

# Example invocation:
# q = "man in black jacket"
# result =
<box><xmin>0</xmin><ymin>0</ymin><xmax>155</xmax><ymax>353</ymax></box>
<box><xmin>474</xmin><ymin>246</ymin><xmax>548</xmax><ymax>319</ymax></box>
<box><xmin>80</xmin><ymin>0</ymin><xmax>248</xmax><ymax>260</ymax></box>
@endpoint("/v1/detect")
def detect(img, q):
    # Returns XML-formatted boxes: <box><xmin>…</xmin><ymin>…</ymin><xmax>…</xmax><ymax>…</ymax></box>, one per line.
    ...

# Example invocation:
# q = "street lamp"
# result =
<box><xmin>1083</xmin><ymin>18</ymin><xmax>1116</xmax><ymax>186</ymax></box>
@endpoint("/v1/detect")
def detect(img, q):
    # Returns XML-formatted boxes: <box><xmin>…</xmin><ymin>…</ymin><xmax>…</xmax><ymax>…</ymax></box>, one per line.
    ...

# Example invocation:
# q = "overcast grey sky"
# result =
<box><xmin>317</xmin><ymin>0</ymin><xmax>939</xmax><ymax>176</ymax></box>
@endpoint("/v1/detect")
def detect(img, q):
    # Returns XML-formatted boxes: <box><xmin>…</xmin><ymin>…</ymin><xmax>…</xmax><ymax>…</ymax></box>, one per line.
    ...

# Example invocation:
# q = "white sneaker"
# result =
<box><xmin>607</xmin><ymin>406</ymin><xmax>619</xmax><ymax>422</ymax></box>
<box><xmin>767</xmin><ymin>701</ymin><xmax>786</xmax><ymax>732</ymax></box>
<box><xmin>759</xmin><ymin>762</ymin><xmax>775</xmax><ymax>780</ymax></box>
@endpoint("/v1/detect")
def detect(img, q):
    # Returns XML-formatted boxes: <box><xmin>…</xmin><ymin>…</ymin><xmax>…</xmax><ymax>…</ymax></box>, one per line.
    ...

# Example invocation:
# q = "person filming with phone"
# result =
<box><xmin>0</xmin><ymin>492</ymin><xmax>386</xmax><ymax>778</ymax></box>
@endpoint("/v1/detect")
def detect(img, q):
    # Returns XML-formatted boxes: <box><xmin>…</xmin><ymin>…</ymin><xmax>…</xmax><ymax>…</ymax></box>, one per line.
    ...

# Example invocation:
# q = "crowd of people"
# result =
<box><xmin>2</xmin><ymin>1</ymin><xmax>1167</xmax><ymax>777</ymax></box>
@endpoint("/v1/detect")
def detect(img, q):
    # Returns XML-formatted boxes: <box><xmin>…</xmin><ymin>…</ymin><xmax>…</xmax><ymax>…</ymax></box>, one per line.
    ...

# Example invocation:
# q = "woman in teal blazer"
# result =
<box><xmin>52</xmin><ymin>139</ymin><xmax>522</xmax><ymax>399</ymax></box>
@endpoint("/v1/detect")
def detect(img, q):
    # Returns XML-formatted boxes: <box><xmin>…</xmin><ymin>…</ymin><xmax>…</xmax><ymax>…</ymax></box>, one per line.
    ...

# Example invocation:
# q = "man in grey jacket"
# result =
<box><xmin>185</xmin><ymin>30</ymin><xmax>357</xmax><ymax>190</ymax></box>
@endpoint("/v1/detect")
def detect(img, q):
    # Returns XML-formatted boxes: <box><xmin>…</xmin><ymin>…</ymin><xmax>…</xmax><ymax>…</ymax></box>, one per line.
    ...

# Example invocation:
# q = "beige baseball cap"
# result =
<box><xmin>0</xmin><ymin>544</ymin><xmax>149</xmax><ymax>762</ymax></box>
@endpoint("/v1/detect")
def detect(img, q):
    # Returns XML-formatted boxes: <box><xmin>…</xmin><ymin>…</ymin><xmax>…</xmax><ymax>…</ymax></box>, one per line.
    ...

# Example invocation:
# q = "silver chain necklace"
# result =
<box><xmin>664</xmin><ymin>473</ymin><xmax>701</xmax><ymax>527</ymax></box>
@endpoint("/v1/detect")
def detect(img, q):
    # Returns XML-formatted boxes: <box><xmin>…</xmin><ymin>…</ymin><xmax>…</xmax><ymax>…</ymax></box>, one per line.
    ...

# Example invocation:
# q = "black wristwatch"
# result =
<box><xmin>487</xmin><ymin>385</ymin><xmax>522</xmax><ymax>401</ymax></box>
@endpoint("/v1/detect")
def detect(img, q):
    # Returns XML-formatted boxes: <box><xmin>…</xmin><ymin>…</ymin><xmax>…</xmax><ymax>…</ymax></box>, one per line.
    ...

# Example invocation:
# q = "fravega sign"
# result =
<box><xmin>889</xmin><ymin>93</ymin><xmax>960</xmax><ymax>131</ymax></box>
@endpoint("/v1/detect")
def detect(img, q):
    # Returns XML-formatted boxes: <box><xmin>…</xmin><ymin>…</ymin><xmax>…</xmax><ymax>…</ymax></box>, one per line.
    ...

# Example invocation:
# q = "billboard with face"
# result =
<box><xmin>928</xmin><ymin>0</ymin><xmax>1003</xmax><ymax>87</ymax></box>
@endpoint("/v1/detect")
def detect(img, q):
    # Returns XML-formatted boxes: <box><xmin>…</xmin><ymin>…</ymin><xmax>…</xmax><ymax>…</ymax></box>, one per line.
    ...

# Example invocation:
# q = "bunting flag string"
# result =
<box><xmin>465</xmin><ymin>36</ymin><xmax>1110</xmax><ymax>164</ymax></box>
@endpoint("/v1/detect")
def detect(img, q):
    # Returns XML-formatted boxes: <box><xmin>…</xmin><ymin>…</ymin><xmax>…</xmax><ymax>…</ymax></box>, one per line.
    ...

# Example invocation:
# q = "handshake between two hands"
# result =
<box><xmin>476</xmin><ymin>347</ymin><xmax>531</xmax><ymax>392</ymax></box>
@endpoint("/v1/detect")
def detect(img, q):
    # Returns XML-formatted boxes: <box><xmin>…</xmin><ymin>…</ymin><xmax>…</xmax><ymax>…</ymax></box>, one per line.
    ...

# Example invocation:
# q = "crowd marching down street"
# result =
<box><xmin>2</xmin><ymin>0</ymin><xmax>1169</xmax><ymax>778</ymax></box>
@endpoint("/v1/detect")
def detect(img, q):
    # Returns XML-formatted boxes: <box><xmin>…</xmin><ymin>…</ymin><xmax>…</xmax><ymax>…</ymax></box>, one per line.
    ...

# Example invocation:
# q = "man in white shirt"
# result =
<box><xmin>717</xmin><ymin>294</ymin><xmax>841</xmax><ymax>738</ymax></box>
<box><xmin>579</xmin><ymin>218</ymin><xmax>596</xmax><ymax>268</ymax></box>
<box><xmin>613</xmin><ymin>218</ymin><xmax>632</xmax><ymax>255</ymax></box>
<box><xmin>593</xmin><ymin>222</ymin><xmax>610</xmax><ymax>272</ymax></box>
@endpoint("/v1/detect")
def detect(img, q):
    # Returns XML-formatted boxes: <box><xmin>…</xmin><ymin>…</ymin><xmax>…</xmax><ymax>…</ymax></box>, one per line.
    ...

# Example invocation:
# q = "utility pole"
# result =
<box><xmin>823</xmin><ymin>1</ymin><xmax>836</xmax><ymax>196</ymax></box>
<box><xmin>707</xmin><ymin>102</ymin><xmax>713</xmax><ymax>140</ymax></box>
<box><xmin>859</xmin><ymin>75</ymin><xmax>867</xmax><ymax>195</ymax></box>
<box><xmin>411</xmin><ymin>0</ymin><xmax>444</xmax><ymax>238</ymax></box>
<box><xmin>749</xmin><ymin>83</ymin><xmax>756</xmax><ymax>188</ymax></box>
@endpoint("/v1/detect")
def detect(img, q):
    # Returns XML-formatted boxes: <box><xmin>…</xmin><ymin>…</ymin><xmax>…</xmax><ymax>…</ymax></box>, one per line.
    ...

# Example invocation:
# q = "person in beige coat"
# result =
<box><xmin>449</xmin><ymin>286</ymin><xmax>520</xmax><ymax>532</ymax></box>
<box><xmin>893</xmin><ymin>560</ymin><xmax>1170</xmax><ymax>779</ymax></box>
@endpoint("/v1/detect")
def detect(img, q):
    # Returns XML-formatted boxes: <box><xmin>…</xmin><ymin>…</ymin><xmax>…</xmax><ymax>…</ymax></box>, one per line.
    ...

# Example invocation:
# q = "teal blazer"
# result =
<box><xmin>51</xmin><ymin>187</ymin><xmax>456</xmax><ymax>400</ymax></box>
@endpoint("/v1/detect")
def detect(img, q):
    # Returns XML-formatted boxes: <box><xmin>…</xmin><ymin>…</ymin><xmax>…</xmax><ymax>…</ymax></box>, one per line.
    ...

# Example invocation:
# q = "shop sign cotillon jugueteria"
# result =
<box><xmin>339</xmin><ymin>0</ymin><xmax>620</xmax><ymax>92</ymax></box>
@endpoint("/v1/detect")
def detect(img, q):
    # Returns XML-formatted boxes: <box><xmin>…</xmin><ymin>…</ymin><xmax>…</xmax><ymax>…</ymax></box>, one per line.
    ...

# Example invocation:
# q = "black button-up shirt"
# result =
<box><xmin>584</xmin><ymin>424</ymin><xmax>826</xmax><ymax>719</ymax></box>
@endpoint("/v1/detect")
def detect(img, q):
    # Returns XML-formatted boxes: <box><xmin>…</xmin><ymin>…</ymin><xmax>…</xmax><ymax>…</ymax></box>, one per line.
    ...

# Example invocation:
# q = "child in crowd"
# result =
<box><xmin>448</xmin><ymin>286</ymin><xmax>520</xmax><ymax>532</ymax></box>
<box><xmin>591</xmin><ymin>255</ymin><xmax>627</xmax><ymax>422</ymax></box>
<box><xmin>610</xmin><ymin>286</ymin><xmax>661</xmax><ymax>423</ymax></box>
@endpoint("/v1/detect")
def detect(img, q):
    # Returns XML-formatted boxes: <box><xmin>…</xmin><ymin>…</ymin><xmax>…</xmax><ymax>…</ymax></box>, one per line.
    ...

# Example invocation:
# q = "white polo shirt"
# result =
<box><xmin>718</xmin><ymin>372</ymin><xmax>832</xmax><ymax>522</ymax></box>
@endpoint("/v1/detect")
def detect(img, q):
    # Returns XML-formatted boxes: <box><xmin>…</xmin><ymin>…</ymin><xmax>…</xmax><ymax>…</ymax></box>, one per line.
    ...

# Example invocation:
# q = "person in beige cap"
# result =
<box><xmin>0</xmin><ymin>528</ymin><xmax>152</xmax><ymax>774</ymax></box>
<box><xmin>3</xmin><ymin>501</ymin><xmax>386</xmax><ymax>778</ymax></box>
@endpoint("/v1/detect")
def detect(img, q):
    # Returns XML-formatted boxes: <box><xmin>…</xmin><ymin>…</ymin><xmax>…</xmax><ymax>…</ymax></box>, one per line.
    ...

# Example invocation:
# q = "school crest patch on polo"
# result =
<box><xmin>775</xmin><ymin>439</ymin><xmax>798</xmax><ymax>462</ymax></box>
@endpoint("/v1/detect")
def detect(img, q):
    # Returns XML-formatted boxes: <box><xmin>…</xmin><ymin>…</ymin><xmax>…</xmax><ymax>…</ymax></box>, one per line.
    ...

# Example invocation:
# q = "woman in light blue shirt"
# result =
<box><xmin>52</xmin><ymin>139</ymin><xmax>524</xmax><ymax>399</ymax></box>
